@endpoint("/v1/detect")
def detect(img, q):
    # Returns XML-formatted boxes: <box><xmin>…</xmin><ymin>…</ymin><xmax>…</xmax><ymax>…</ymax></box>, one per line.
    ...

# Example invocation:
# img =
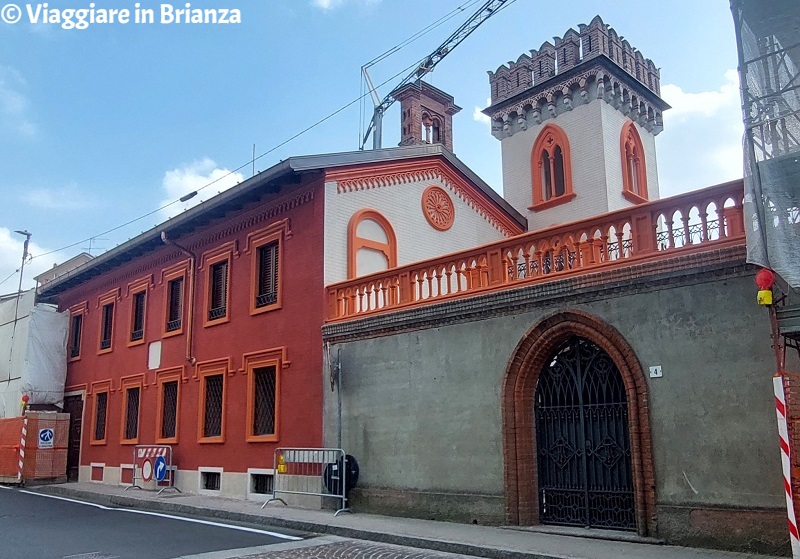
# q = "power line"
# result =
<box><xmin>0</xmin><ymin>268</ymin><xmax>19</xmax><ymax>289</ymax></box>
<box><xmin>30</xmin><ymin>53</ymin><xmax>436</xmax><ymax>262</ymax></box>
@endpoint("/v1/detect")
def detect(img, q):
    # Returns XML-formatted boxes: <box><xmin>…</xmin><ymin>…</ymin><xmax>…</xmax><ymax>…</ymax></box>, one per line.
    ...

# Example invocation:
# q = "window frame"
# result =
<box><xmin>126</xmin><ymin>278</ymin><xmax>150</xmax><ymax>347</ymax></box>
<box><xmin>247</xmin><ymin>223</ymin><xmax>287</xmax><ymax>316</ymax></box>
<box><xmin>200</xmin><ymin>245</ymin><xmax>236</xmax><ymax>328</ymax></box>
<box><xmin>529</xmin><ymin>123</ymin><xmax>576</xmax><ymax>212</ymax></box>
<box><xmin>620</xmin><ymin>120</ymin><xmax>649</xmax><ymax>204</ymax></box>
<box><xmin>347</xmin><ymin>209</ymin><xmax>398</xmax><ymax>279</ymax></box>
<box><xmin>243</xmin><ymin>348</ymin><xmax>287</xmax><ymax>443</ymax></box>
<box><xmin>196</xmin><ymin>360</ymin><xmax>227</xmax><ymax>444</ymax></box>
<box><xmin>119</xmin><ymin>376</ymin><xmax>144</xmax><ymax>445</ymax></box>
<box><xmin>155</xmin><ymin>367</ymin><xmax>182</xmax><ymax>444</ymax></box>
<box><xmin>67</xmin><ymin>303</ymin><xmax>87</xmax><ymax>362</ymax></box>
<box><xmin>96</xmin><ymin>290</ymin><xmax>118</xmax><ymax>355</ymax></box>
<box><xmin>90</xmin><ymin>380</ymin><xmax>112</xmax><ymax>446</ymax></box>
<box><xmin>162</xmin><ymin>264</ymin><xmax>187</xmax><ymax>338</ymax></box>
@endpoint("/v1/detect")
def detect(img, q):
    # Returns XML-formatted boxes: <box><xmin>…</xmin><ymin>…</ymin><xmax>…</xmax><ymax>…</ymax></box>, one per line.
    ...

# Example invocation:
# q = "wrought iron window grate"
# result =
<box><xmin>251</xmin><ymin>473</ymin><xmax>274</xmax><ymax>494</ymax></box>
<box><xmin>94</xmin><ymin>392</ymin><xmax>107</xmax><ymax>441</ymax></box>
<box><xmin>124</xmin><ymin>387</ymin><xmax>140</xmax><ymax>440</ymax></box>
<box><xmin>253</xmin><ymin>366</ymin><xmax>276</xmax><ymax>436</ymax></box>
<box><xmin>161</xmin><ymin>381</ymin><xmax>178</xmax><ymax>439</ymax></box>
<box><xmin>203</xmin><ymin>374</ymin><xmax>224</xmax><ymax>438</ymax></box>
<box><xmin>202</xmin><ymin>471</ymin><xmax>221</xmax><ymax>491</ymax></box>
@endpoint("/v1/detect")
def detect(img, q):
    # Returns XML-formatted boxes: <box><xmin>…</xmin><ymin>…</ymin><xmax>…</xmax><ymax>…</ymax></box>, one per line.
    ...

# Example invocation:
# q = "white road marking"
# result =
<box><xmin>18</xmin><ymin>490</ymin><xmax>302</xmax><ymax>541</ymax></box>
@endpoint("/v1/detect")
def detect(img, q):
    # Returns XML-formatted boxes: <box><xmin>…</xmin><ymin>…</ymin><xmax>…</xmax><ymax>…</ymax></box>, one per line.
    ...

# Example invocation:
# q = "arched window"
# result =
<box><xmin>347</xmin><ymin>209</ymin><xmax>398</xmax><ymax>279</ymax></box>
<box><xmin>530</xmin><ymin>123</ymin><xmax>575</xmax><ymax>211</ymax></box>
<box><xmin>620</xmin><ymin>121</ymin><xmax>648</xmax><ymax>203</ymax></box>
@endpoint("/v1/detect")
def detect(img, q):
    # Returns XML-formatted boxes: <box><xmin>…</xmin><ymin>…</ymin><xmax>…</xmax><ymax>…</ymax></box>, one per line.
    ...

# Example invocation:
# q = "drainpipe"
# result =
<box><xmin>160</xmin><ymin>231</ymin><xmax>197</xmax><ymax>365</ymax></box>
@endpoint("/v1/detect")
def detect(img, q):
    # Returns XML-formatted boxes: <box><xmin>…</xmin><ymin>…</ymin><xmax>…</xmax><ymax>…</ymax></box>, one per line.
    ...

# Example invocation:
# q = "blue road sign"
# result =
<box><xmin>154</xmin><ymin>455</ymin><xmax>167</xmax><ymax>482</ymax></box>
<box><xmin>38</xmin><ymin>428</ymin><xmax>54</xmax><ymax>449</ymax></box>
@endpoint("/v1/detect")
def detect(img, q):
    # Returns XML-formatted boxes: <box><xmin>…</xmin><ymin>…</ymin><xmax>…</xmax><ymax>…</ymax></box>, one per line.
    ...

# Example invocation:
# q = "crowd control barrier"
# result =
<box><xmin>262</xmin><ymin>447</ymin><xmax>358</xmax><ymax>516</ymax></box>
<box><xmin>126</xmin><ymin>444</ymin><xmax>180</xmax><ymax>494</ymax></box>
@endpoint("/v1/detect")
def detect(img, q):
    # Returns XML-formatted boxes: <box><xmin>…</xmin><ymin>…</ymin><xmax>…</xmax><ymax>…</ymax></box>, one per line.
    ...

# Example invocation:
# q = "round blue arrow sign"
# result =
<box><xmin>154</xmin><ymin>455</ymin><xmax>167</xmax><ymax>482</ymax></box>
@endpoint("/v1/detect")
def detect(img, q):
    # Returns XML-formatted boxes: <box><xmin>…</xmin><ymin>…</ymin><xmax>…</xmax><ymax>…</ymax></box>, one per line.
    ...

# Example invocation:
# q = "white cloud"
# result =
<box><xmin>0</xmin><ymin>228</ymin><xmax>69</xmax><ymax>293</ymax></box>
<box><xmin>159</xmin><ymin>158</ymin><xmax>245</xmax><ymax>221</ymax></box>
<box><xmin>657</xmin><ymin>70</ymin><xmax>745</xmax><ymax>196</ymax></box>
<box><xmin>473</xmin><ymin>97</ymin><xmax>491</xmax><ymax>127</ymax></box>
<box><xmin>0</xmin><ymin>65</ymin><xmax>37</xmax><ymax>138</ymax></box>
<box><xmin>22</xmin><ymin>185</ymin><xmax>96</xmax><ymax>210</ymax></box>
<box><xmin>311</xmin><ymin>0</ymin><xmax>379</xmax><ymax>10</ymax></box>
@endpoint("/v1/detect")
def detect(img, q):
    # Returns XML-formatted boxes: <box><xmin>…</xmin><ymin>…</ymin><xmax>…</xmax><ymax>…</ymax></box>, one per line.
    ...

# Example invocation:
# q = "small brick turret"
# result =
<box><xmin>394</xmin><ymin>81</ymin><xmax>462</xmax><ymax>152</ymax></box>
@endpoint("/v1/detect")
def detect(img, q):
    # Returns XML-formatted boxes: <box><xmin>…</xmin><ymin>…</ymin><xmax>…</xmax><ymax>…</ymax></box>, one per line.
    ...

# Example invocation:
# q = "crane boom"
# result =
<box><xmin>361</xmin><ymin>0</ymin><xmax>510</xmax><ymax>150</ymax></box>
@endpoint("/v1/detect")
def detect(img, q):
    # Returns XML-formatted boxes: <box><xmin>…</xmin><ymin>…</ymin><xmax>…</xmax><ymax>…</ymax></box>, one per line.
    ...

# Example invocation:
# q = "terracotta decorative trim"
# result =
<box><xmin>241</xmin><ymin>347</ymin><xmax>289</xmax><ymax>443</ymax></box>
<box><xmin>347</xmin><ymin>209</ymin><xmax>398</xmax><ymax>280</ymax></box>
<box><xmin>155</xmin><ymin>367</ymin><xmax>183</xmax><ymax>445</ymax></box>
<box><xmin>501</xmin><ymin>310</ymin><xmax>656</xmax><ymax>536</ymax></box>
<box><xmin>328</xmin><ymin>160</ymin><xmax>523</xmax><ymax>237</ymax></box>
<box><xmin>422</xmin><ymin>186</ymin><xmax>455</xmax><ymax>231</ymax></box>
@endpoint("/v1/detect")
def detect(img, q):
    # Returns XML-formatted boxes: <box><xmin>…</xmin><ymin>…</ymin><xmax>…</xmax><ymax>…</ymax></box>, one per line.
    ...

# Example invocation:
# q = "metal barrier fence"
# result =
<box><xmin>262</xmin><ymin>447</ymin><xmax>351</xmax><ymax>516</ymax></box>
<box><xmin>126</xmin><ymin>444</ymin><xmax>180</xmax><ymax>495</ymax></box>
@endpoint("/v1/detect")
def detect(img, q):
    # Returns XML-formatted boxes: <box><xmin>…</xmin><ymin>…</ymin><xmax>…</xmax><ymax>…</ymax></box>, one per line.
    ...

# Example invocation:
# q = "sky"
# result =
<box><xmin>0</xmin><ymin>0</ymin><xmax>744</xmax><ymax>292</ymax></box>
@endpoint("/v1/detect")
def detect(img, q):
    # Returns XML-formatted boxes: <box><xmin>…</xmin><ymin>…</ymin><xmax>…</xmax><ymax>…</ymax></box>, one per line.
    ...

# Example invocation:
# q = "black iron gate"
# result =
<box><xmin>534</xmin><ymin>336</ymin><xmax>635</xmax><ymax>530</ymax></box>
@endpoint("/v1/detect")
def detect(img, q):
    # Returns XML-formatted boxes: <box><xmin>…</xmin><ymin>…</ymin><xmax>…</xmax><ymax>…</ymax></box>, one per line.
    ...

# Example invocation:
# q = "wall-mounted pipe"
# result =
<box><xmin>160</xmin><ymin>231</ymin><xmax>197</xmax><ymax>365</ymax></box>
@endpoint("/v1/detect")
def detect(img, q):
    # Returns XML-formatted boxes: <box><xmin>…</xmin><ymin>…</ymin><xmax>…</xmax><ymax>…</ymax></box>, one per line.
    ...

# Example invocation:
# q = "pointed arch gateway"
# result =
<box><xmin>501</xmin><ymin>310</ymin><xmax>656</xmax><ymax>536</ymax></box>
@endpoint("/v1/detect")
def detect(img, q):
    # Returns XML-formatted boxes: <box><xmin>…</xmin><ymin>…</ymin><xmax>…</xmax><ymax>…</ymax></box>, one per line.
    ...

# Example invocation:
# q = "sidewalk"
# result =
<box><xmin>29</xmin><ymin>482</ymin><xmax>783</xmax><ymax>559</ymax></box>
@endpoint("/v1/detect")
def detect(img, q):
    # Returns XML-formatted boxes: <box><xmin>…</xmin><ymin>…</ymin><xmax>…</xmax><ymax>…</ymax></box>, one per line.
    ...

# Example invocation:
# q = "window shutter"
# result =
<box><xmin>209</xmin><ymin>261</ymin><xmax>228</xmax><ymax>319</ymax></box>
<box><xmin>167</xmin><ymin>277</ymin><xmax>183</xmax><ymax>330</ymax></box>
<box><xmin>256</xmin><ymin>242</ymin><xmax>279</xmax><ymax>308</ymax></box>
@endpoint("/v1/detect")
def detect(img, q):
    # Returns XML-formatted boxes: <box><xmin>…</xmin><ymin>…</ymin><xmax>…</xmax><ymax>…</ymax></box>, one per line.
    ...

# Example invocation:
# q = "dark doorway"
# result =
<box><xmin>63</xmin><ymin>395</ymin><xmax>83</xmax><ymax>482</ymax></box>
<box><xmin>534</xmin><ymin>336</ymin><xmax>635</xmax><ymax>530</ymax></box>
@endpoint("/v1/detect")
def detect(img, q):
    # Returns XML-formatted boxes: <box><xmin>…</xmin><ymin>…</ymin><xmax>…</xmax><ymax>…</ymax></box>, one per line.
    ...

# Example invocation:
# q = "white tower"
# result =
<box><xmin>484</xmin><ymin>16</ymin><xmax>670</xmax><ymax>230</ymax></box>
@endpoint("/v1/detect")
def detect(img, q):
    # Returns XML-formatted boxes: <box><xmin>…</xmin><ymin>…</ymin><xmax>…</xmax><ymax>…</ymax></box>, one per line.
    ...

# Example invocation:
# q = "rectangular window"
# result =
<box><xmin>100</xmin><ymin>302</ymin><xmax>114</xmax><ymax>351</ymax></box>
<box><xmin>251</xmin><ymin>473</ymin><xmax>274</xmax><ymax>494</ymax></box>
<box><xmin>93</xmin><ymin>392</ymin><xmax>108</xmax><ymax>442</ymax></box>
<box><xmin>166</xmin><ymin>277</ymin><xmax>183</xmax><ymax>332</ymax></box>
<box><xmin>252</xmin><ymin>366</ymin><xmax>277</xmax><ymax>436</ymax></box>
<box><xmin>130</xmin><ymin>291</ymin><xmax>146</xmax><ymax>342</ymax></box>
<box><xmin>123</xmin><ymin>386</ymin><xmax>140</xmax><ymax>442</ymax></box>
<box><xmin>202</xmin><ymin>471</ymin><xmax>221</xmax><ymax>491</ymax></box>
<box><xmin>256</xmin><ymin>242</ymin><xmax>279</xmax><ymax>308</ymax></box>
<box><xmin>208</xmin><ymin>261</ymin><xmax>228</xmax><ymax>321</ymax></box>
<box><xmin>161</xmin><ymin>380</ymin><xmax>178</xmax><ymax>440</ymax></box>
<box><xmin>203</xmin><ymin>374</ymin><xmax>224</xmax><ymax>438</ymax></box>
<box><xmin>69</xmin><ymin>313</ymin><xmax>83</xmax><ymax>359</ymax></box>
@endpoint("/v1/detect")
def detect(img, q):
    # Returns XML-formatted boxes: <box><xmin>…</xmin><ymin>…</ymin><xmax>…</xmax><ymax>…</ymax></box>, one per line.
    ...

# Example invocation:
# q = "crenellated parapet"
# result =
<box><xmin>487</xmin><ymin>15</ymin><xmax>661</xmax><ymax>106</ymax></box>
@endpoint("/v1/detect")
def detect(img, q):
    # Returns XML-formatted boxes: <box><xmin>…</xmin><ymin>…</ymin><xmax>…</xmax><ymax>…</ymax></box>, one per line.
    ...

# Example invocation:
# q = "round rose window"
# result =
<box><xmin>422</xmin><ymin>186</ymin><xmax>455</xmax><ymax>231</ymax></box>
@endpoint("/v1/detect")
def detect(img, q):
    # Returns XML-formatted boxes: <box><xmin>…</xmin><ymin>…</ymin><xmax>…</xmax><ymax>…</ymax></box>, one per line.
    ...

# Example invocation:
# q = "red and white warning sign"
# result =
<box><xmin>141</xmin><ymin>458</ymin><xmax>153</xmax><ymax>482</ymax></box>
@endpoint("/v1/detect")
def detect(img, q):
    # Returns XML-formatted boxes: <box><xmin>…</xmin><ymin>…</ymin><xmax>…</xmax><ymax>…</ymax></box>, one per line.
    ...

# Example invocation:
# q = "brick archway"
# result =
<box><xmin>502</xmin><ymin>310</ymin><xmax>656</xmax><ymax>536</ymax></box>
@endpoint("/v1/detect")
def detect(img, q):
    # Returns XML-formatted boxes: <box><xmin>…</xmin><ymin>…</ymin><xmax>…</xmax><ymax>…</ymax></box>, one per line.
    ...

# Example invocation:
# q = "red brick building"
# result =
<box><xmin>38</xmin><ymin>141</ymin><xmax>525</xmax><ymax>498</ymax></box>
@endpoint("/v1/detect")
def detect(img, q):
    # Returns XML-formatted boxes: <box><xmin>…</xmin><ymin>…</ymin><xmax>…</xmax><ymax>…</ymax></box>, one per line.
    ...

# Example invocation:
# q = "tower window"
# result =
<box><xmin>530</xmin><ymin>123</ymin><xmax>575</xmax><ymax>211</ymax></box>
<box><xmin>620</xmin><ymin>120</ymin><xmax>648</xmax><ymax>203</ymax></box>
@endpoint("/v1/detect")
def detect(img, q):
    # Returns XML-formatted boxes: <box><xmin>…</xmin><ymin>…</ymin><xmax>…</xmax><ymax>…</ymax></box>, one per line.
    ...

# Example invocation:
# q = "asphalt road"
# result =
<box><xmin>0</xmin><ymin>486</ymin><xmax>305</xmax><ymax>559</ymax></box>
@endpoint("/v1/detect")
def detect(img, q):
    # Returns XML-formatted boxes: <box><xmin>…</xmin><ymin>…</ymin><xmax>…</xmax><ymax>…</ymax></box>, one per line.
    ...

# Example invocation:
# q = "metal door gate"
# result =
<box><xmin>534</xmin><ymin>336</ymin><xmax>635</xmax><ymax>530</ymax></box>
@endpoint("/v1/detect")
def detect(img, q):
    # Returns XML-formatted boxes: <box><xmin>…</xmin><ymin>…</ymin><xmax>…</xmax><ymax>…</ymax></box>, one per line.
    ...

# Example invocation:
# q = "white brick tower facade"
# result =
<box><xmin>484</xmin><ymin>16</ymin><xmax>670</xmax><ymax>230</ymax></box>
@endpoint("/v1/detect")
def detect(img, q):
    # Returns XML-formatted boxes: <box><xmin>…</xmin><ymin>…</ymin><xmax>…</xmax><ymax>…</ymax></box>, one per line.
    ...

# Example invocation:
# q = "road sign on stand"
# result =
<box><xmin>154</xmin><ymin>456</ymin><xmax>167</xmax><ymax>482</ymax></box>
<box><xmin>142</xmin><ymin>459</ymin><xmax>153</xmax><ymax>482</ymax></box>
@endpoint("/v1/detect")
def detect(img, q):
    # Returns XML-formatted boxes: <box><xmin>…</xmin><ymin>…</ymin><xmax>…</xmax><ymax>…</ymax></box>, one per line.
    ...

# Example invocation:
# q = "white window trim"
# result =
<box><xmin>246</xmin><ymin>467</ymin><xmax>275</xmax><ymax>502</ymax></box>
<box><xmin>119</xmin><ymin>463</ymin><xmax>134</xmax><ymax>487</ymax></box>
<box><xmin>198</xmin><ymin>466</ymin><xmax>223</xmax><ymax>495</ymax></box>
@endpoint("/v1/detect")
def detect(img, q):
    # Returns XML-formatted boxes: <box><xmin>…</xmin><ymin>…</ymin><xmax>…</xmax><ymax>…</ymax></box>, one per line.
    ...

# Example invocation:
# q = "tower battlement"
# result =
<box><xmin>487</xmin><ymin>16</ymin><xmax>661</xmax><ymax>105</ymax></box>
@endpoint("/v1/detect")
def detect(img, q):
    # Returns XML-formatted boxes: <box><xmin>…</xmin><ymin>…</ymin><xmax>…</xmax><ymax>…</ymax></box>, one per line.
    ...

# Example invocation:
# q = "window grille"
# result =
<box><xmin>100</xmin><ymin>303</ymin><xmax>114</xmax><ymax>349</ymax></box>
<box><xmin>208</xmin><ymin>261</ymin><xmax>228</xmax><ymax>320</ymax></box>
<box><xmin>161</xmin><ymin>381</ymin><xmax>178</xmax><ymax>439</ymax></box>
<box><xmin>253</xmin><ymin>366</ymin><xmax>276</xmax><ymax>436</ymax></box>
<box><xmin>94</xmin><ymin>392</ymin><xmax>107</xmax><ymax>441</ymax></box>
<box><xmin>203</xmin><ymin>374</ymin><xmax>223</xmax><ymax>438</ymax></box>
<box><xmin>124</xmin><ymin>387</ymin><xmax>140</xmax><ymax>440</ymax></box>
<box><xmin>166</xmin><ymin>277</ymin><xmax>183</xmax><ymax>332</ymax></box>
<box><xmin>256</xmin><ymin>242</ymin><xmax>279</xmax><ymax>308</ymax></box>
<box><xmin>251</xmin><ymin>473</ymin><xmax>274</xmax><ymax>494</ymax></box>
<box><xmin>202</xmin><ymin>471</ymin><xmax>221</xmax><ymax>491</ymax></box>
<box><xmin>69</xmin><ymin>314</ymin><xmax>82</xmax><ymax>358</ymax></box>
<box><xmin>131</xmin><ymin>292</ymin><xmax>145</xmax><ymax>341</ymax></box>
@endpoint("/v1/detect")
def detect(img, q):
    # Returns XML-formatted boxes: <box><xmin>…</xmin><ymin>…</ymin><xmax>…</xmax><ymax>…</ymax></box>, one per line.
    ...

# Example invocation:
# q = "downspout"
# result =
<box><xmin>160</xmin><ymin>232</ymin><xmax>197</xmax><ymax>365</ymax></box>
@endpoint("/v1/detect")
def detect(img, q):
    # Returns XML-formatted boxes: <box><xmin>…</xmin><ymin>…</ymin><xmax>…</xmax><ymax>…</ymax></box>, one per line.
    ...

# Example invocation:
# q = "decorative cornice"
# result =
<box><xmin>58</xmin><ymin>188</ymin><xmax>315</xmax><ymax>304</ymax></box>
<box><xmin>488</xmin><ymin>62</ymin><xmax>666</xmax><ymax>139</ymax></box>
<box><xmin>327</xmin><ymin>159</ymin><xmax>523</xmax><ymax>237</ymax></box>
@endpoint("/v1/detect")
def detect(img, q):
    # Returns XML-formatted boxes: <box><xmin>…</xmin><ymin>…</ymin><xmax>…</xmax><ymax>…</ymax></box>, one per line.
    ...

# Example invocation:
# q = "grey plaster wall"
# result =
<box><xmin>323</xmin><ymin>256</ymin><xmax>784</xmax><ymax>533</ymax></box>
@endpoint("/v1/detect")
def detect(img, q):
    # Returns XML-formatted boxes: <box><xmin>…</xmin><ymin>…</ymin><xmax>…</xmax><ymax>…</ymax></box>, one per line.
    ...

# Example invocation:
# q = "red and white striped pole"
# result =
<box><xmin>17</xmin><ymin>416</ymin><xmax>28</xmax><ymax>485</ymax></box>
<box><xmin>774</xmin><ymin>374</ymin><xmax>800</xmax><ymax>559</ymax></box>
